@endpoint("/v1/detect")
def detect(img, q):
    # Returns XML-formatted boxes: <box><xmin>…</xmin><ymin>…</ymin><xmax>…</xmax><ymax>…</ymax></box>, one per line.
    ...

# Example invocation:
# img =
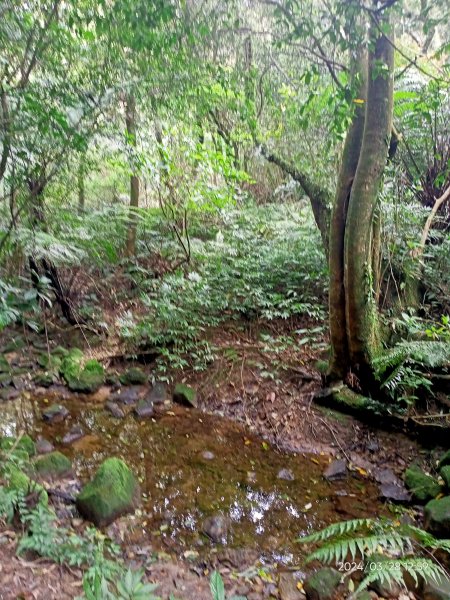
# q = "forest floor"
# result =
<box><xmin>0</xmin><ymin>313</ymin><xmax>430</xmax><ymax>600</ymax></box>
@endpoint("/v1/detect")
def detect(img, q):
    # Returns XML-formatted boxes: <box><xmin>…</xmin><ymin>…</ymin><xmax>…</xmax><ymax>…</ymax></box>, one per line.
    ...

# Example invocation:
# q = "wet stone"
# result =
<box><xmin>201</xmin><ymin>450</ymin><xmax>215</xmax><ymax>460</ymax></box>
<box><xmin>278</xmin><ymin>468</ymin><xmax>295</xmax><ymax>481</ymax></box>
<box><xmin>202</xmin><ymin>514</ymin><xmax>228</xmax><ymax>543</ymax></box>
<box><xmin>374</xmin><ymin>467</ymin><xmax>400</xmax><ymax>486</ymax></box>
<box><xmin>147</xmin><ymin>381</ymin><xmax>168</xmax><ymax>404</ymax></box>
<box><xmin>36</xmin><ymin>437</ymin><xmax>54</xmax><ymax>454</ymax></box>
<box><xmin>379</xmin><ymin>482</ymin><xmax>411</xmax><ymax>503</ymax></box>
<box><xmin>42</xmin><ymin>403</ymin><xmax>70</xmax><ymax>423</ymax></box>
<box><xmin>247</xmin><ymin>471</ymin><xmax>257</xmax><ymax>484</ymax></box>
<box><xmin>105</xmin><ymin>400</ymin><xmax>125</xmax><ymax>419</ymax></box>
<box><xmin>324</xmin><ymin>459</ymin><xmax>347</xmax><ymax>480</ymax></box>
<box><xmin>278</xmin><ymin>571</ymin><xmax>305</xmax><ymax>600</ymax></box>
<box><xmin>304</xmin><ymin>567</ymin><xmax>341</xmax><ymax>600</ymax></box>
<box><xmin>111</xmin><ymin>387</ymin><xmax>140</xmax><ymax>405</ymax></box>
<box><xmin>134</xmin><ymin>399</ymin><xmax>154</xmax><ymax>418</ymax></box>
<box><xmin>62</xmin><ymin>425</ymin><xmax>85</xmax><ymax>445</ymax></box>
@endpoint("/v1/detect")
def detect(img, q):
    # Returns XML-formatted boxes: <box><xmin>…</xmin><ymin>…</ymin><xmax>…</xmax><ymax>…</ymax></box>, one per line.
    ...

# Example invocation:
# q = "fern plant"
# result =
<box><xmin>298</xmin><ymin>518</ymin><xmax>450</xmax><ymax>595</ymax></box>
<box><xmin>373</xmin><ymin>340</ymin><xmax>450</xmax><ymax>404</ymax></box>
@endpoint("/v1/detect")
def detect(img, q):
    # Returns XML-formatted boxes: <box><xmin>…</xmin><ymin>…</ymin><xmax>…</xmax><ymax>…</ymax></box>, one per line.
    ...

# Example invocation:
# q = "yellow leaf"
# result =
<box><xmin>262</xmin><ymin>441</ymin><xmax>269</xmax><ymax>451</ymax></box>
<box><xmin>297</xmin><ymin>582</ymin><xmax>304</xmax><ymax>591</ymax></box>
<box><xmin>244</xmin><ymin>438</ymin><xmax>251</xmax><ymax>446</ymax></box>
<box><xmin>356</xmin><ymin>467</ymin><xmax>368</xmax><ymax>476</ymax></box>
<box><xmin>353</xmin><ymin>98</ymin><xmax>365</xmax><ymax>104</ymax></box>
<box><xmin>310</xmin><ymin>458</ymin><xmax>320</xmax><ymax>464</ymax></box>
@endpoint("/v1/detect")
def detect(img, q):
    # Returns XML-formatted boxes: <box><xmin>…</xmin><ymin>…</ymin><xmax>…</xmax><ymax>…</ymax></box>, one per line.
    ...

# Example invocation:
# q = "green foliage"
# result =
<box><xmin>81</xmin><ymin>569</ymin><xmax>160</xmax><ymax>600</ymax></box>
<box><xmin>210</xmin><ymin>571</ymin><xmax>246</xmax><ymax>600</ymax></box>
<box><xmin>373</xmin><ymin>340</ymin><xmax>450</xmax><ymax>404</ymax></box>
<box><xmin>298</xmin><ymin>518</ymin><xmax>450</xmax><ymax>594</ymax></box>
<box><xmin>120</xmin><ymin>202</ymin><xmax>326</xmax><ymax>378</ymax></box>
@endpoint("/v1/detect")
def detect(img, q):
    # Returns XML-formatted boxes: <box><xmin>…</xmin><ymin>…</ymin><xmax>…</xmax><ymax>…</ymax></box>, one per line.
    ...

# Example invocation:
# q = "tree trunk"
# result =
<box><xmin>124</xmin><ymin>93</ymin><xmax>139</xmax><ymax>257</ymax></box>
<box><xmin>328</xmin><ymin>49</ymin><xmax>368</xmax><ymax>381</ymax></box>
<box><xmin>344</xmin><ymin>13</ymin><xmax>394</xmax><ymax>384</ymax></box>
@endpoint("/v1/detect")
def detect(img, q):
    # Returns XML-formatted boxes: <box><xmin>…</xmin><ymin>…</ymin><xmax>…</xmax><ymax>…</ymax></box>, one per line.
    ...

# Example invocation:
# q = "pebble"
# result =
<box><xmin>277</xmin><ymin>468</ymin><xmax>295</xmax><ymax>481</ymax></box>
<box><xmin>105</xmin><ymin>400</ymin><xmax>125</xmax><ymax>418</ymax></box>
<box><xmin>201</xmin><ymin>450</ymin><xmax>215</xmax><ymax>460</ymax></box>
<box><xmin>42</xmin><ymin>404</ymin><xmax>70</xmax><ymax>423</ymax></box>
<box><xmin>324</xmin><ymin>459</ymin><xmax>347</xmax><ymax>480</ymax></box>
<box><xmin>62</xmin><ymin>425</ymin><xmax>85</xmax><ymax>445</ymax></box>
<box><xmin>36</xmin><ymin>437</ymin><xmax>54</xmax><ymax>454</ymax></box>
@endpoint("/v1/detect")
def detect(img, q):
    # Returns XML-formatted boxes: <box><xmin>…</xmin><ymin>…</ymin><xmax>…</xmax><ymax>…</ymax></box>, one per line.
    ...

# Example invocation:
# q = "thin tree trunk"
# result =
<box><xmin>125</xmin><ymin>93</ymin><xmax>139</xmax><ymax>257</ymax></box>
<box><xmin>328</xmin><ymin>49</ymin><xmax>368</xmax><ymax>381</ymax></box>
<box><xmin>77</xmin><ymin>161</ymin><xmax>85</xmax><ymax>214</ymax></box>
<box><xmin>344</xmin><ymin>13</ymin><xmax>394</xmax><ymax>383</ymax></box>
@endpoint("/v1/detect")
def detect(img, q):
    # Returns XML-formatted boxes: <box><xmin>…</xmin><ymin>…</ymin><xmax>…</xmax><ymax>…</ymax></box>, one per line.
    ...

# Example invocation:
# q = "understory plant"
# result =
<box><xmin>298</xmin><ymin>518</ymin><xmax>450</xmax><ymax>595</ymax></box>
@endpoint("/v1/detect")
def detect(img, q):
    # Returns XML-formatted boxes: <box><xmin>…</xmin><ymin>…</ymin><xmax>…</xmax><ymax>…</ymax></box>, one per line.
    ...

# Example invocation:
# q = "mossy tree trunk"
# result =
<box><xmin>124</xmin><ymin>93</ymin><xmax>140</xmax><ymax>257</ymax></box>
<box><xmin>328</xmin><ymin>7</ymin><xmax>394</xmax><ymax>389</ymax></box>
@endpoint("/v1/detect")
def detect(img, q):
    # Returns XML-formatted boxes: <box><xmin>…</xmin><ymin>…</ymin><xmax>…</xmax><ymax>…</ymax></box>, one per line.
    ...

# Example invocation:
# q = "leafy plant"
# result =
<box><xmin>210</xmin><ymin>571</ymin><xmax>247</xmax><ymax>600</ymax></box>
<box><xmin>298</xmin><ymin>518</ymin><xmax>450</xmax><ymax>595</ymax></box>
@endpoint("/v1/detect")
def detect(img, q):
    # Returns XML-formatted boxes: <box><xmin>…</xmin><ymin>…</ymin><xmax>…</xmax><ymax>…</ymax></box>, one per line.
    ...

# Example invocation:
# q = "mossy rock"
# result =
<box><xmin>60</xmin><ymin>349</ymin><xmax>104</xmax><ymax>393</ymax></box>
<box><xmin>76</xmin><ymin>457</ymin><xmax>140</xmax><ymax>526</ymax></box>
<box><xmin>5</xmin><ymin>465</ymin><xmax>48</xmax><ymax>506</ymax></box>
<box><xmin>119</xmin><ymin>367</ymin><xmax>147</xmax><ymax>386</ymax></box>
<box><xmin>424</xmin><ymin>496</ymin><xmax>450</xmax><ymax>537</ymax></box>
<box><xmin>37</xmin><ymin>353</ymin><xmax>62</xmax><ymax>370</ymax></box>
<box><xmin>404</xmin><ymin>464</ymin><xmax>441</xmax><ymax>502</ymax></box>
<box><xmin>173</xmin><ymin>383</ymin><xmax>197</xmax><ymax>408</ymax></box>
<box><xmin>33</xmin><ymin>451</ymin><xmax>72</xmax><ymax>479</ymax></box>
<box><xmin>0</xmin><ymin>435</ymin><xmax>36</xmax><ymax>457</ymax></box>
<box><xmin>439</xmin><ymin>450</ymin><xmax>450</xmax><ymax>470</ymax></box>
<box><xmin>304</xmin><ymin>567</ymin><xmax>341</xmax><ymax>600</ymax></box>
<box><xmin>440</xmin><ymin>466</ymin><xmax>450</xmax><ymax>490</ymax></box>
<box><xmin>34</xmin><ymin>371</ymin><xmax>56</xmax><ymax>387</ymax></box>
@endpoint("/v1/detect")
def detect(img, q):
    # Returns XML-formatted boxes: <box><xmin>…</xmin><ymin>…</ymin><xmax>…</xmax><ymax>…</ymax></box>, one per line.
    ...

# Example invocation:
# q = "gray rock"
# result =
<box><xmin>374</xmin><ymin>467</ymin><xmax>401</xmax><ymax>486</ymax></box>
<box><xmin>324</xmin><ymin>459</ymin><xmax>347</xmax><ymax>480</ymax></box>
<box><xmin>173</xmin><ymin>383</ymin><xmax>197</xmax><ymax>408</ymax></box>
<box><xmin>278</xmin><ymin>572</ymin><xmax>305</xmax><ymax>600</ymax></box>
<box><xmin>423</xmin><ymin>572</ymin><xmax>450</xmax><ymax>600</ymax></box>
<box><xmin>134</xmin><ymin>399</ymin><xmax>154</xmax><ymax>418</ymax></box>
<box><xmin>278</xmin><ymin>468</ymin><xmax>295</xmax><ymax>481</ymax></box>
<box><xmin>105</xmin><ymin>400</ymin><xmax>125</xmax><ymax>418</ymax></box>
<box><xmin>62</xmin><ymin>425</ymin><xmax>85</xmax><ymax>445</ymax></box>
<box><xmin>42</xmin><ymin>404</ymin><xmax>70</xmax><ymax>423</ymax></box>
<box><xmin>147</xmin><ymin>382</ymin><xmax>169</xmax><ymax>404</ymax></box>
<box><xmin>202</xmin><ymin>514</ymin><xmax>228</xmax><ymax>543</ymax></box>
<box><xmin>202</xmin><ymin>451</ymin><xmax>215</xmax><ymax>460</ymax></box>
<box><xmin>36</xmin><ymin>437</ymin><xmax>54</xmax><ymax>454</ymax></box>
<box><xmin>379</xmin><ymin>482</ymin><xmax>411</xmax><ymax>503</ymax></box>
<box><xmin>111</xmin><ymin>387</ymin><xmax>140</xmax><ymax>405</ymax></box>
<box><xmin>304</xmin><ymin>567</ymin><xmax>341</xmax><ymax>600</ymax></box>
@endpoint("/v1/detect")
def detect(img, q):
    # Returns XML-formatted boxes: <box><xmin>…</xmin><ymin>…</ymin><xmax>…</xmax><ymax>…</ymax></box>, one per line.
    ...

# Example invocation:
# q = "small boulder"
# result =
<box><xmin>404</xmin><ymin>464</ymin><xmax>441</xmax><ymax>502</ymax></box>
<box><xmin>119</xmin><ymin>367</ymin><xmax>147</xmax><ymax>386</ymax></box>
<box><xmin>202</xmin><ymin>514</ymin><xmax>228</xmax><ymax>543</ymax></box>
<box><xmin>277</xmin><ymin>468</ymin><xmax>295</xmax><ymax>481</ymax></box>
<box><xmin>42</xmin><ymin>403</ymin><xmax>70</xmax><ymax>423</ymax></box>
<box><xmin>423</xmin><ymin>572</ymin><xmax>450</xmax><ymax>600</ymax></box>
<box><xmin>147</xmin><ymin>382</ymin><xmax>169</xmax><ymax>404</ymax></box>
<box><xmin>439</xmin><ymin>465</ymin><xmax>450</xmax><ymax>490</ymax></box>
<box><xmin>379</xmin><ymin>482</ymin><xmax>411</xmax><ymax>503</ymax></box>
<box><xmin>324</xmin><ymin>459</ymin><xmax>347</xmax><ymax>480</ymax></box>
<box><xmin>173</xmin><ymin>383</ymin><xmax>197</xmax><ymax>408</ymax></box>
<box><xmin>303</xmin><ymin>567</ymin><xmax>341</xmax><ymax>600</ymax></box>
<box><xmin>62</xmin><ymin>425</ymin><xmax>85</xmax><ymax>445</ymax></box>
<box><xmin>33</xmin><ymin>451</ymin><xmax>72</xmax><ymax>479</ymax></box>
<box><xmin>60</xmin><ymin>349</ymin><xmax>104</xmax><ymax>393</ymax></box>
<box><xmin>134</xmin><ymin>399</ymin><xmax>154</xmax><ymax>418</ymax></box>
<box><xmin>36</xmin><ymin>437</ymin><xmax>54</xmax><ymax>455</ymax></box>
<box><xmin>424</xmin><ymin>496</ymin><xmax>450</xmax><ymax>537</ymax></box>
<box><xmin>111</xmin><ymin>387</ymin><xmax>140</xmax><ymax>405</ymax></box>
<box><xmin>105</xmin><ymin>401</ymin><xmax>125</xmax><ymax>419</ymax></box>
<box><xmin>76</xmin><ymin>457</ymin><xmax>140</xmax><ymax>527</ymax></box>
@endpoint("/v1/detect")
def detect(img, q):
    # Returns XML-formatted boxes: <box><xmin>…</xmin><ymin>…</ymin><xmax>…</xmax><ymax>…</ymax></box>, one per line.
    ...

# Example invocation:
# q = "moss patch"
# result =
<box><xmin>5</xmin><ymin>466</ymin><xmax>48</xmax><ymax>506</ymax></box>
<box><xmin>0</xmin><ymin>435</ymin><xmax>36</xmax><ymax>457</ymax></box>
<box><xmin>76</xmin><ymin>457</ymin><xmax>140</xmax><ymax>526</ymax></box>
<box><xmin>60</xmin><ymin>348</ymin><xmax>104</xmax><ymax>393</ymax></box>
<box><xmin>33</xmin><ymin>451</ymin><xmax>72</xmax><ymax>479</ymax></box>
<box><xmin>424</xmin><ymin>496</ymin><xmax>450</xmax><ymax>537</ymax></box>
<box><xmin>173</xmin><ymin>384</ymin><xmax>197</xmax><ymax>408</ymax></box>
<box><xmin>119</xmin><ymin>367</ymin><xmax>147</xmax><ymax>385</ymax></box>
<box><xmin>404</xmin><ymin>464</ymin><xmax>441</xmax><ymax>502</ymax></box>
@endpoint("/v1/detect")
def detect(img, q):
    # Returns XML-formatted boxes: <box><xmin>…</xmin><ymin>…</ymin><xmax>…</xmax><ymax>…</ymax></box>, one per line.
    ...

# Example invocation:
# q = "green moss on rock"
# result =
<box><xmin>33</xmin><ymin>451</ymin><xmax>72</xmax><ymax>479</ymax></box>
<box><xmin>173</xmin><ymin>383</ymin><xmax>197</xmax><ymax>408</ymax></box>
<box><xmin>439</xmin><ymin>450</ymin><xmax>450</xmax><ymax>470</ymax></box>
<box><xmin>404</xmin><ymin>464</ymin><xmax>441</xmax><ymax>502</ymax></box>
<box><xmin>424</xmin><ymin>496</ymin><xmax>450</xmax><ymax>537</ymax></box>
<box><xmin>76</xmin><ymin>457</ymin><xmax>140</xmax><ymax>526</ymax></box>
<box><xmin>60</xmin><ymin>348</ymin><xmax>104</xmax><ymax>393</ymax></box>
<box><xmin>0</xmin><ymin>354</ymin><xmax>11</xmax><ymax>373</ymax></box>
<box><xmin>304</xmin><ymin>567</ymin><xmax>341</xmax><ymax>600</ymax></box>
<box><xmin>5</xmin><ymin>466</ymin><xmax>48</xmax><ymax>506</ymax></box>
<box><xmin>0</xmin><ymin>435</ymin><xmax>36</xmax><ymax>457</ymax></box>
<box><xmin>119</xmin><ymin>367</ymin><xmax>147</xmax><ymax>385</ymax></box>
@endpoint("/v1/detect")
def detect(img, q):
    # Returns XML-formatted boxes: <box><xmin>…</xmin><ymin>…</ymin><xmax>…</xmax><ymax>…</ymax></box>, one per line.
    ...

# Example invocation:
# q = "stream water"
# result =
<box><xmin>1</xmin><ymin>389</ymin><xmax>382</xmax><ymax>565</ymax></box>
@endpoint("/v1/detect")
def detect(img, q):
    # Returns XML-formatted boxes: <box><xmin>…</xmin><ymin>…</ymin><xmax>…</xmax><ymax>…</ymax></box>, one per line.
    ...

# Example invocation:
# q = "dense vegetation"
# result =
<box><xmin>1</xmin><ymin>0</ymin><xmax>450</xmax><ymax>598</ymax></box>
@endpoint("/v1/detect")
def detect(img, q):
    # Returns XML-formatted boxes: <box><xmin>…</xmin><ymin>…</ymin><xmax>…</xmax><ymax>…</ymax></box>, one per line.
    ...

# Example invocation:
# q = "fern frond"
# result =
<box><xmin>298</xmin><ymin>519</ymin><xmax>374</xmax><ymax>544</ymax></box>
<box><xmin>305</xmin><ymin>533</ymin><xmax>408</xmax><ymax>564</ymax></box>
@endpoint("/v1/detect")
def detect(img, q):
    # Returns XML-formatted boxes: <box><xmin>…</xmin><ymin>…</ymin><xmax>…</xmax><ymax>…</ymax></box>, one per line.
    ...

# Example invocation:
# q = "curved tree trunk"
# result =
<box><xmin>328</xmin><ymin>49</ymin><xmax>368</xmax><ymax>381</ymax></box>
<box><xmin>344</xmin><ymin>13</ymin><xmax>394</xmax><ymax>384</ymax></box>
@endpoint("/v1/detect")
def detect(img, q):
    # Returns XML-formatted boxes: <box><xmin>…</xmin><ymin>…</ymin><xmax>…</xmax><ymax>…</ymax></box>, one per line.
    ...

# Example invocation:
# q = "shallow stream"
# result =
<box><xmin>1</xmin><ymin>389</ymin><xmax>382</xmax><ymax>564</ymax></box>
